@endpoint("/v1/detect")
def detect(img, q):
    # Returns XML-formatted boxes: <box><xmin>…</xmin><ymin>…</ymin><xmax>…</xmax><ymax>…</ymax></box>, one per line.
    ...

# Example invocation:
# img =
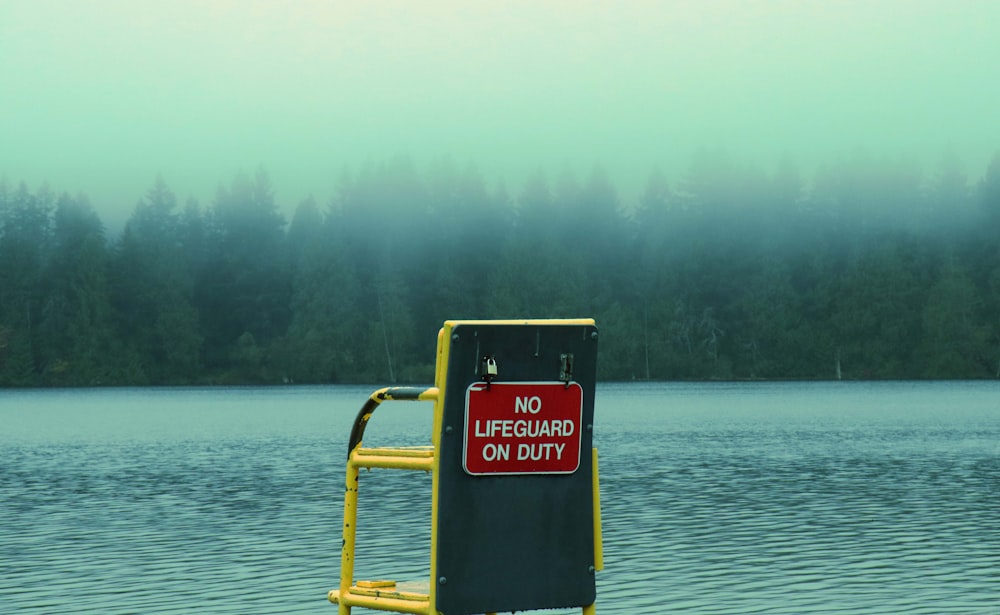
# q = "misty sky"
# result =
<box><xmin>3</xmin><ymin>0</ymin><xmax>999</xmax><ymax>225</ymax></box>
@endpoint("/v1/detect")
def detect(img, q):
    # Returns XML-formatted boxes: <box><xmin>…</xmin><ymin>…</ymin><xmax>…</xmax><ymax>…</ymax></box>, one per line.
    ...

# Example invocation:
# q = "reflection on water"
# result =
<box><xmin>1</xmin><ymin>383</ymin><xmax>998</xmax><ymax>613</ymax></box>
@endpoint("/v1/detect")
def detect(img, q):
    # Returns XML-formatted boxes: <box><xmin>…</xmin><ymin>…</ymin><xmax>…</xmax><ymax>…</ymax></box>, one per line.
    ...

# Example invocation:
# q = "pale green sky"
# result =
<box><xmin>2</xmin><ymin>0</ymin><xmax>998</xmax><ymax>224</ymax></box>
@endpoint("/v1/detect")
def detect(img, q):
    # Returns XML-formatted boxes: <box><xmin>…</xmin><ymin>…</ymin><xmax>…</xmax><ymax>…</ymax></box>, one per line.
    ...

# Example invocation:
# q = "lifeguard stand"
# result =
<box><xmin>329</xmin><ymin>319</ymin><xmax>603</xmax><ymax>615</ymax></box>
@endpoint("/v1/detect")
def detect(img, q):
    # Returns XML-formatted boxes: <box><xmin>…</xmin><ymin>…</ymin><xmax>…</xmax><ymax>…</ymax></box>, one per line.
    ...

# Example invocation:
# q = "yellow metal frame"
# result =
<box><xmin>329</xmin><ymin>319</ymin><xmax>601</xmax><ymax>615</ymax></box>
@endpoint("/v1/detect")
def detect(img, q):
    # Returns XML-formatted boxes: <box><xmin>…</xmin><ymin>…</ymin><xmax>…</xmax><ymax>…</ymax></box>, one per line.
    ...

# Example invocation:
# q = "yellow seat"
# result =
<box><xmin>329</xmin><ymin>579</ymin><xmax>431</xmax><ymax>614</ymax></box>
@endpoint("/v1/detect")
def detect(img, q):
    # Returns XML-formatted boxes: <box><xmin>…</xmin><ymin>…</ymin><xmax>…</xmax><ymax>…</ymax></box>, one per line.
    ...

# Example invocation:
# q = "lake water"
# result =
<box><xmin>1</xmin><ymin>382</ymin><xmax>998</xmax><ymax>614</ymax></box>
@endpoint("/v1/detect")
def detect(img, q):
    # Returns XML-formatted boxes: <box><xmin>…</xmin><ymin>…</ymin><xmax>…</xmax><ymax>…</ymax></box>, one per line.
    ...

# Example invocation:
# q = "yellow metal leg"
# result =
<box><xmin>592</xmin><ymin>448</ymin><xmax>603</xmax><ymax>572</ymax></box>
<box><xmin>584</xmin><ymin>448</ymin><xmax>601</xmax><ymax>615</ymax></box>
<box><xmin>338</xmin><ymin>460</ymin><xmax>361</xmax><ymax>615</ymax></box>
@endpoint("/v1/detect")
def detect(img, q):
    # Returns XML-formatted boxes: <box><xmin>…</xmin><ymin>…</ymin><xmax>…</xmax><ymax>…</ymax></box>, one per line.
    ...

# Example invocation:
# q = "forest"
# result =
<box><xmin>2</xmin><ymin>150</ymin><xmax>1000</xmax><ymax>386</ymax></box>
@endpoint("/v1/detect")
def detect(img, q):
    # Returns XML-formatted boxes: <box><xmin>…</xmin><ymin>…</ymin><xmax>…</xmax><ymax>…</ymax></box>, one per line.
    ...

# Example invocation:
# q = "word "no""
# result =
<box><xmin>514</xmin><ymin>396</ymin><xmax>542</xmax><ymax>414</ymax></box>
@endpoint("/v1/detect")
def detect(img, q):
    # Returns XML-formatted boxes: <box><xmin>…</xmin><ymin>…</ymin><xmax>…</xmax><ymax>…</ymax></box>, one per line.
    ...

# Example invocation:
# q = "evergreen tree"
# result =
<box><xmin>0</xmin><ymin>182</ymin><xmax>52</xmax><ymax>384</ymax></box>
<box><xmin>630</xmin><ymin>169</ymin><xmax>673</xmax><ymax>379</ymax></box>
<box><xmin>919</xmin><ymin>258</ymin><xmax>991</xmax><ymax>377</ymax></box>
<box><xmin>111</xmin><ymin>177</ymin><xmax>202</xmax><ymax>383</ymax></box>
<box><xmin>36</xmin><ymin>193</ymin><xmax>116</xmax><ymax>385</ymax></box>
<box><xmin>832</xmin><ymin>238</ymin><xmax>924</xmax><ymax>378</ymax></box>
<box><xmin>199</xmin><ymin>168</ymin><xmax>290</xmax><ymax>380</ymax></box>
<box><xmin>277</xmin><ymin>198</ymin><xmax>364</xmax><ymax>382</ymax></box>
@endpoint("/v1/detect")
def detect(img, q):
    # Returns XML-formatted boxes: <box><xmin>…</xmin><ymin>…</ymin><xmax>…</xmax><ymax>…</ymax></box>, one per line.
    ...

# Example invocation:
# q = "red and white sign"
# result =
<box><xmin>463</xmin><ymin>382</ymin><xmax>583</xmax><ymax>475</ymax></box>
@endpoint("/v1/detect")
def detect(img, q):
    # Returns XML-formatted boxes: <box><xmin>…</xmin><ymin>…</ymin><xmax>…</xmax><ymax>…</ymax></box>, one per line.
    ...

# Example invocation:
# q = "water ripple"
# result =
<box><xmin>2</xmin><ymin>383</ymin><xmax>999</xmax><ymax>613</ymax></box>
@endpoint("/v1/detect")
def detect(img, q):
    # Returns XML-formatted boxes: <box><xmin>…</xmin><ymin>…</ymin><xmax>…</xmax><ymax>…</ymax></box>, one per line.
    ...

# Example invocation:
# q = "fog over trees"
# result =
<box><xmin>2</xmin><ymin>151</ymin><xmax>1000</xmax><ymax>386</ymax></box>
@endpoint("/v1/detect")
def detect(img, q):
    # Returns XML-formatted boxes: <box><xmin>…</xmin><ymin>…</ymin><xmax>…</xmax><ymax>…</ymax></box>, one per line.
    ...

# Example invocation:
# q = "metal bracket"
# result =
<box><xmin>560</xmin><ymin>353</ymin><xmax>574</xmax><ymax>386</ymax></box>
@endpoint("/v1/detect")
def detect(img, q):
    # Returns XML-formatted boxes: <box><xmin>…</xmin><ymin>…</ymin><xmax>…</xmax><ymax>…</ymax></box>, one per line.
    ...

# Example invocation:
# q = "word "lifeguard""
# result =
<box><xmin>473</xmin><ymin>419</ymin><xmax>576</xmax><ymax>439</ymax></box>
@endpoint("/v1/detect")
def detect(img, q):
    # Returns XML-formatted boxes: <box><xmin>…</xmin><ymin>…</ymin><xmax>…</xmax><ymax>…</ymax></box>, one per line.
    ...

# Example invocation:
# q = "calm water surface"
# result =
<box><xmin>1</xmin><ymin>382</ymin><xmax>998</xmax><ymax>614</ymax></box>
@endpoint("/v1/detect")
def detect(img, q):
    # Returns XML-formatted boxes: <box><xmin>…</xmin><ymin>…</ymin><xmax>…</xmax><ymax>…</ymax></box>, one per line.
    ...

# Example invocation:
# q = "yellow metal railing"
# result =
<box><xmin>332</xmin><ymin>386</ymin><xmax>438</xmax><ymax>615</ymax></box>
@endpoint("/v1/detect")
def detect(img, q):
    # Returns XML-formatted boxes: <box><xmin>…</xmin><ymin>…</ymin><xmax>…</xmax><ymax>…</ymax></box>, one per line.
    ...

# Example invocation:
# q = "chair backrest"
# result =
<box><xmin>430</xmin><ymin>319</ymin><xmax>599</xmax><ymax>615</ymax></box>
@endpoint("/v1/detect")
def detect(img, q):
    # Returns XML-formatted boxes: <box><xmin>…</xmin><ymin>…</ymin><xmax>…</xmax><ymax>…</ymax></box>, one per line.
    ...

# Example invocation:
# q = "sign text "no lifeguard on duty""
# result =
<box><xmin>463</xmin><ymin>382</ymin><xmax>583</xmax><ymax>475</ymax></box>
